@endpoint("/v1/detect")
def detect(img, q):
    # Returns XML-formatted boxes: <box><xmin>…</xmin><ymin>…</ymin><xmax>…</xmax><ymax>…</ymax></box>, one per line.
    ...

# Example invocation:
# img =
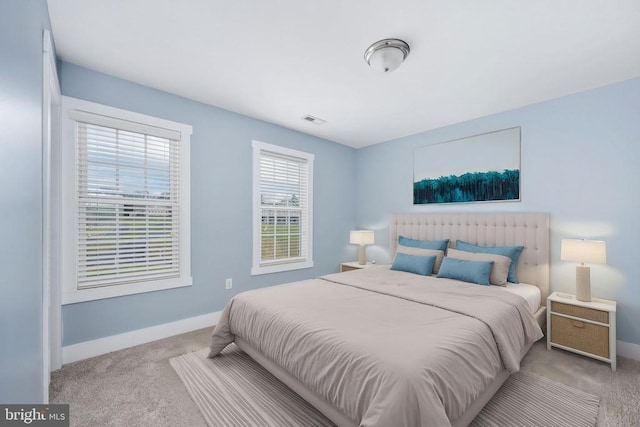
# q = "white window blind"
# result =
<box><xmin>75</xmin><ymin>115</ymin><xmax>180</xmax><ymax>288</ymax></box>
<box><xmin>252</xmin><ymin>141</ymin><xmax>314</xmax><ymax>274</ymax></box>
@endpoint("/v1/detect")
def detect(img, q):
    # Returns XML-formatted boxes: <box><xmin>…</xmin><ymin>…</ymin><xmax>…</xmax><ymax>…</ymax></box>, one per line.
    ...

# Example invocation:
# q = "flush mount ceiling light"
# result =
<box><xmin>364</xmin><ymin>38</ymin><xmax>410</xmax><ymax>73</ymax></box>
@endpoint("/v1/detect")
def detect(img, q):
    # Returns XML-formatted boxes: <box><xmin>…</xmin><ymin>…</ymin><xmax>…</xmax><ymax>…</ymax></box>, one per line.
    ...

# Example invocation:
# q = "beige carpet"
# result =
<box><xmin>50</xmin><ymin>330</ymin><xmax>640</xmax><ymax>426</ymax></box>
<box><xmin>171</xmin><ymin>344</ymin><xmax>600</xmax><ymax>427</ymax></box>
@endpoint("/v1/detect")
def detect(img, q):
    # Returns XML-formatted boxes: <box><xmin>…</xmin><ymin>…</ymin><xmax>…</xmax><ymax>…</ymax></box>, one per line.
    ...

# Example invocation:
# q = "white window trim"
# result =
<box><xmin>60</xmin><ymin>96</ymin><xmax>192</xmax><ymax>304</ymax></box>
<box><xmin>251</xmin><ymin>140</ymin><xmax>314</xmax><ymax>275</ymax></box>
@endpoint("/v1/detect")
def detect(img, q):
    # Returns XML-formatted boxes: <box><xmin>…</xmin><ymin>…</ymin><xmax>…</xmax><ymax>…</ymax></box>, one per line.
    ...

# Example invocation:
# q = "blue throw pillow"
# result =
<box><xmin>391</xmin><ymin>253</ymin><xmax>437</xmax><ymax>276</ymax></box>
<box><xmin>398</xmin><ymin>236</ymin><xmax>449</xmax><ymax>251</ymax></box>
<box><xmin>455</xmin><ymin>240</ymin><xmax>524</xmax><ymax>283</ymax></box>
<box><xmin>436</xmin><ymin>257</ymin><xmax>494</xmax><ymax>286</ymax></box>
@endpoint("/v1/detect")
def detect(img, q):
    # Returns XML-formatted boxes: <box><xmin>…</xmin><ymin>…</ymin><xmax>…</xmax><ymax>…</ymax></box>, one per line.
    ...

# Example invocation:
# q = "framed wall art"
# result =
<box><xmin>413</xmin><ymin>127</ymin><xmax>521</xmax><ymax>205</ymax></box>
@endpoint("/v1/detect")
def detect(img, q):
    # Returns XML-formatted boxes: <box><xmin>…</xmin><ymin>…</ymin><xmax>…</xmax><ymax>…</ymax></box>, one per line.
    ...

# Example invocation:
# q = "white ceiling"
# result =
<box><xmin>47</xmin><ymin>0</ymin><xmax>640</xmax><ymax>148</ymax></box>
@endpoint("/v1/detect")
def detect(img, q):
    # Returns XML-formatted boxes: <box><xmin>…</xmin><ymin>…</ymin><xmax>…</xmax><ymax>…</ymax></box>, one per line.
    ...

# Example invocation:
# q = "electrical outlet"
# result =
<box><xmin>225</xmin><ymin>278</ymin><xmax>232</xmax><ymax>290</ymax></box>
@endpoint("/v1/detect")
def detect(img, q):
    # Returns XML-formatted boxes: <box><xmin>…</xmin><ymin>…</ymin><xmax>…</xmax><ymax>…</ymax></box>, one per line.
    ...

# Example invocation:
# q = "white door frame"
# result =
<box><xmin>42</xmin><ymin>29</ymin><xmax>62</xmax><ymax>402</ymax></box>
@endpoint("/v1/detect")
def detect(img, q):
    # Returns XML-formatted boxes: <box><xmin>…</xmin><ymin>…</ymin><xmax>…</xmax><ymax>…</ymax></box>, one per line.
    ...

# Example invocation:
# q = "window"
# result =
<box><xmin>60</xmin><ymin>96</ymin><xmax>192</xmax><ymax>303</ymax></box>
<box><xmin>252</xmin><ymin>141</ymin><xmax>314</xmax><ymax>275</ymax></box>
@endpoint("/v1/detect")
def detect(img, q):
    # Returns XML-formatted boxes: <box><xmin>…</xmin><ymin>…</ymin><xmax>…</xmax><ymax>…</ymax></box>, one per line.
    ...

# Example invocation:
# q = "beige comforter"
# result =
<box><xmin>209</xmin><ymin>266</ymin><xmax>543</xmax><ymax>427</ymax></box>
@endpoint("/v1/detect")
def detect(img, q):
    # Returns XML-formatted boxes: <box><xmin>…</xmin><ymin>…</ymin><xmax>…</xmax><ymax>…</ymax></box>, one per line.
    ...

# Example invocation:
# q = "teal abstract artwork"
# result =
<box><xmin>413</xmin><ymin>127</ymin><xmax>521</xmax><ymax>204</ymax></box>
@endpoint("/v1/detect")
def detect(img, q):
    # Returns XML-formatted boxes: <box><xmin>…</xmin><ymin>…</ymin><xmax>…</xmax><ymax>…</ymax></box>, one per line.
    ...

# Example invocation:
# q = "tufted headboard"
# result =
<box><xmin>390</xmin><ymin>213</ymin><xmax>550</xmax><ymax>303</ymax></box>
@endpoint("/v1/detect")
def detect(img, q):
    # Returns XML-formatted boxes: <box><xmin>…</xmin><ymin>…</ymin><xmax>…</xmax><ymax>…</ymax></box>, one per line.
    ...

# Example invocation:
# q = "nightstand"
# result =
<box><xmin>547</xmin><ymin>291</ymin><xmax>617</xmax><ymax>371</ymax></box>
<box><xmin>340</xmin><ymin>261</ymin><xmax>376</xmax><ymax>272</ymax></box>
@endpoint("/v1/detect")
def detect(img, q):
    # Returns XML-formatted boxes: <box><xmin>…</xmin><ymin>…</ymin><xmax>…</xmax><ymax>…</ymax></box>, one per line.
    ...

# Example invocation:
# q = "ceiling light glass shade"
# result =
<box><xmin>364</xmin><ymin>39</ymin><xmax>410</xmax><ymax>73</ymax></box>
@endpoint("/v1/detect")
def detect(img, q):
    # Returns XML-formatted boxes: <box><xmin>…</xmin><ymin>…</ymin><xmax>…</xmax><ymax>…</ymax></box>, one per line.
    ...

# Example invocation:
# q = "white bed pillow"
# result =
<box><xmin>446</xmin><ymin>248</ymin><xmax>512</xmax><ymax>286</ymax></box>
<box><xmin>396</xmin><ymin>246</ymin><xmax>445</xmax><ymax>274</ymax></box>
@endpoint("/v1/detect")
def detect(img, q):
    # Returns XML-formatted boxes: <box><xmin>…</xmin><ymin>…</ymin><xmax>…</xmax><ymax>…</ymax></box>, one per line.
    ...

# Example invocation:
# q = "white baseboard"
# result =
<box><xmin>62</xmin><ymin>311</ymin><xmax>221</xmax><ymax>365</ymax></box>
<box><xmin>617</xmin><ymin>340</ymin><xmax>640</xmax><ymax>361</ymax></box>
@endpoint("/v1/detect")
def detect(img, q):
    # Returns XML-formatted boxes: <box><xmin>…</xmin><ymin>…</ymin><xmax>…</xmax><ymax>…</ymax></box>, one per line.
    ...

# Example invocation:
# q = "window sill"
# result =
<box><xmin>251</xmin><ymin>261</ymin><xmax>314</xmax><ymax>276</ymax></box>
<box><xmin>62</xmin><ymin>276</ymin><xmax>193</xmax><ymax>305</ymax></box>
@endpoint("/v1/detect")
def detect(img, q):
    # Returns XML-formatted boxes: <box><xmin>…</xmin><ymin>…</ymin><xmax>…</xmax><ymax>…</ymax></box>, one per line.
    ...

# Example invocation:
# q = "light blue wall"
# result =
<box><xmin>0</xmin><ymin>0</ymin><xmax>52</xmax><ymax>403</ymax></box>
<box><xmin>356</xmin><ymin>78</ymin><xmax>640</xmax><ymax>346</ymax></box>
<box><xmin>59</xmin><ymin>62</ymin><xmax>357</xmax><ymax>345</ymax></box>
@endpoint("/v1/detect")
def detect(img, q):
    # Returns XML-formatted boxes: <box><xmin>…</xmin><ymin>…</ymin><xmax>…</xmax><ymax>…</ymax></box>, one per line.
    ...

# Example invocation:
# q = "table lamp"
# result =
<box><xmin>350</xmin><ymin>230</ymin><xmax>374</xmax><ymax>265</ymax></box>
<box><xmin>560</xmin><ymin>239</ymin><xmax>607</xmax><ymax>302</ymax></box>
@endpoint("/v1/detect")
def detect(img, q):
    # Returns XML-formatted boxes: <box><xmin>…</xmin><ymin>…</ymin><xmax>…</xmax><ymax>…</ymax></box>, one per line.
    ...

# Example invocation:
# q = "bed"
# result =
<box><xmin>210</xmin><ymin>212</ymin><xmax>549</xmax><ymax>427</ymax></box>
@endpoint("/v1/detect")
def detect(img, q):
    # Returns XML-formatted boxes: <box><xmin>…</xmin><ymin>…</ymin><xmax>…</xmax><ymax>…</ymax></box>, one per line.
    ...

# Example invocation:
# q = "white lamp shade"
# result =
<box><xmin>350</xmin><ymin>230</ymin><xmax>375</xmax><ymax>245</ymax></box>
<box><xmin>560</xmin><ymin>239</ymin><xmax>607</xmax><ymax>264</ymax></box>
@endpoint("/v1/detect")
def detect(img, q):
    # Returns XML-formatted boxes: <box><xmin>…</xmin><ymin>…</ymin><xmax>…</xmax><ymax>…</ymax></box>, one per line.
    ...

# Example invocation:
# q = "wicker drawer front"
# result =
<box><xmin>551</xmin><ymin>301</ymin><xmax>608</xmax><ymax>323</ymax></box>
<box><xmin>551</xmin><ymin>314</ymin><xmax>609</xmax><ymax>358</ymax></box>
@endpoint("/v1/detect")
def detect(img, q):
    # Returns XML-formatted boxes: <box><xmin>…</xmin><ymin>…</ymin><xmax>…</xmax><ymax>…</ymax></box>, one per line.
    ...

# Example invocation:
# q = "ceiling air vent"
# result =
<box><xmin>301</xmin><ymin>114</ymin><xmax>326</xmax><ymax>125</ymax></box>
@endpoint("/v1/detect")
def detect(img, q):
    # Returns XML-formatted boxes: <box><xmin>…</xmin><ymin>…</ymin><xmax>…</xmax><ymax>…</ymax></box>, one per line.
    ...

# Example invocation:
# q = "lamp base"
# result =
<box><xmin>358</xmin><ymin>245</ymin><xmax>366</xmax><ymax>265</ymax></box>
<box><xmin>576</xmin><ymin>265</ymin><xmax>591</xmax><ymax>302</ymax></box>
